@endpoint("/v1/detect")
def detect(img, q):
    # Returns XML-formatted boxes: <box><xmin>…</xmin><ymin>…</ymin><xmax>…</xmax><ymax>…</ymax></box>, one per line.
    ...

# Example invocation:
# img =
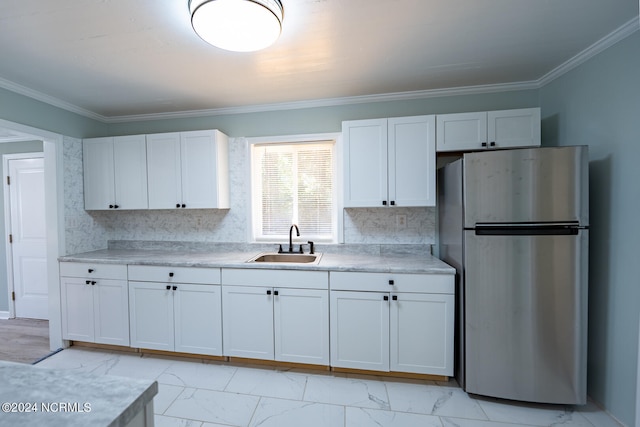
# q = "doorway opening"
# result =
<box><xmin>0</xmin><ymin>119</ymin><xmax>64</xmax><ymax>351</ymax></box>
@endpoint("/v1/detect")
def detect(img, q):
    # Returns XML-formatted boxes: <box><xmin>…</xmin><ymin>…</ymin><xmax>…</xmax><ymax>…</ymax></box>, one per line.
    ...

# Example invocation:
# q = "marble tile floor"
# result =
<box><xmin>34</xmin><ymin>348</ymin><xmax>622</xmax><ymax>427</ymax></box>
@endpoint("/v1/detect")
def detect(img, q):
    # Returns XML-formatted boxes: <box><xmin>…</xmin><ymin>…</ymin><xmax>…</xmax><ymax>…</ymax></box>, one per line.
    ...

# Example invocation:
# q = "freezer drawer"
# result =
<box><xmin>463</xmin><ymin>229</ymin><xmax>588</xmax><ymax>404</ymax></box>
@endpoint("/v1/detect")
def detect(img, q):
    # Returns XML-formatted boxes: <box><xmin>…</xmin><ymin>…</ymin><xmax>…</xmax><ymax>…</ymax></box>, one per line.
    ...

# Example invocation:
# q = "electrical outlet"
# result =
<box><xmin>396</xmin><ymin>214</ymin><xmax>407</xmax><ymax>229</ymax></box>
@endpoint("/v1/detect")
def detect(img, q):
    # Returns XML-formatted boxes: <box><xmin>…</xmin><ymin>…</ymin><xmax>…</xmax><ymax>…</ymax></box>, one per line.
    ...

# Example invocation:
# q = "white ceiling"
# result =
<box><xmin>0</xmin><ymin>0</ymin><xmax>637</xmax><ymax>121</ymax></box>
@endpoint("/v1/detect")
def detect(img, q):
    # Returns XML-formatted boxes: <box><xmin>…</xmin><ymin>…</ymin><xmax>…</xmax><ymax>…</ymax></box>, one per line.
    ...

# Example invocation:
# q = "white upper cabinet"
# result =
<box><xmin>343</xmin><ymin>119</ymin><xmax>387</xmax><ymax>207</ymax></box>
<box><xmin>147</xmin><ymin>130</ymin><xmax>230</xmax><ymax>209</ymax></box>
<box><xmin>388</xmin><ymin>116</ymin><xmax>437</xmax><ymax>207</ymax></box>
<box><xmin>145</xmin><ymin>133</ymin><xmax>182</xmax><ymax>209</ymax></box>
<box><xmin>436</xmin><ymin>112</ymin><xmax>487</xmax><ymax>152</ymax></box>
<box><xmin>343</xmin><ymin>115</ymin><xmax>436</xmax><ymax>208</ymax></box>
<box><xmin>436</xmin><ymin>108</ymin><xmax>541</xmax><ymax>152</ymax></box>
<box><xmin>83</xmin><ymin>135</ymin><xmax>148</xmax><ymax>210</ymax></box>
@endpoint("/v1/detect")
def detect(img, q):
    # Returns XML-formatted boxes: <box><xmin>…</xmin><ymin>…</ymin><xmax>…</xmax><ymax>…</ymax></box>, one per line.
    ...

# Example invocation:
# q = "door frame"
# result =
<box><xmin>3</xmin><ymin>152</ymin><xmax>45</xmax><ymax>319</ymax></box>
<box><xmin>0</xmin><ymin>119</ymin><xmax>64</xmax><ymax>350</ymax></box>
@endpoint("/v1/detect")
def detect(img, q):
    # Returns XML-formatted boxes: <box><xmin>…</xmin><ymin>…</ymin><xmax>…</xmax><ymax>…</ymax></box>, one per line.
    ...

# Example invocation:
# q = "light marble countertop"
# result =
<box><xmin>59</xmin><ymin>246</ymin><xmax>455</xmax><ymax>275</ymax></box>
<box><xmin>0</xmin><ymin>360</ymin><xmax>157</xmax><ymax>427</ymax></box>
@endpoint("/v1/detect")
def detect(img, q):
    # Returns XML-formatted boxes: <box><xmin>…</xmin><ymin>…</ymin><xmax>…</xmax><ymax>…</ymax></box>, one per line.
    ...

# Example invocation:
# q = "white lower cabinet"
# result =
<box><xmin>275</xmin><ymin>288</ymin><xmax>329</xmax><ymax>364</ymax></box>
<box><xmin>59</xmin><ymin>261</ymin><xmax>453</xmax><ymax>375</ymax></box>
<box><xmin>389</xmin><ymin>292</ymin><xmax>454</xmax><ymax>375</ymax></box>
<box><xmin>128</xmin><ymin>266</ymin><xmax>223</xmax><ymax>356</ymax></box>
<box><xmin>222</xmin><ymin>286</ymin><xmax>274</xmax><ymax>359</ymax></box>
<box><xmin>61</xmin><ymin>277</ymin><xmax>130</xmax><ymax>345</ymax></box>
<box><xmin>330</xmin><ymin>272</ymin><xmax>454</xmax><ymax>376</ymax></box>
<box><xmin>60</xmin><ymin>262</ymin><xmax>129</xmax><ymax>346</ymax></box>
<box><xmin>221</xmin><ymin>269</ymin><xmax>330</xmax><ymax>365</ymax></box>
<box><xmin>330</xmin><ymin>291</ymin><xmax>390</xmax><ymax>371</ymax></box>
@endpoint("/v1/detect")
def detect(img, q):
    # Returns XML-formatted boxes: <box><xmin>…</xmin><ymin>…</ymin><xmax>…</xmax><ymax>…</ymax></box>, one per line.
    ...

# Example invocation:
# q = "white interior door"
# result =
<box><xmin>8</xmin><ymin>157</ymin><xmax>48</xmax><ymax>319</ymax></box>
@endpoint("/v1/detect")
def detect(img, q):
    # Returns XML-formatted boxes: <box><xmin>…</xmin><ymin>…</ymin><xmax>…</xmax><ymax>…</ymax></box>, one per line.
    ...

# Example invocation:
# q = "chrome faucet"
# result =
<box><xmin>289</xmin><ymin>224</ymin><xmax>300</xmax><ymax>253</ymax></box>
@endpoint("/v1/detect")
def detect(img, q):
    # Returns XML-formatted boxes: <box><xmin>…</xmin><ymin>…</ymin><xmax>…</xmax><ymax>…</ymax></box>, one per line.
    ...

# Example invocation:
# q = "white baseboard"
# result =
<box><xmin>0</xmin><ymin>311</ymin><xmax>11</xmax><ymax>319</ymax></box>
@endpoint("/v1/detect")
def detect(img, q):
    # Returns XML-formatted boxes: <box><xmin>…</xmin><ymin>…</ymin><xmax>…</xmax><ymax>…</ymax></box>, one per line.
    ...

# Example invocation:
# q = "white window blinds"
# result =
<box><xmin>251</xmin><ymin>140</ymin><xmax>336</xmax><ymax>242</ymax></box>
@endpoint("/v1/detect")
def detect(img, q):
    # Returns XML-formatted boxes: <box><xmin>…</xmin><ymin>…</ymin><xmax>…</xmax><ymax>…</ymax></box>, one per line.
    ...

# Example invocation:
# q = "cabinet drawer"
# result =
<box><xmin>128</xmin><ymin>265</ymin><xmax>221</xmax><ymax>284</ymax></box>
<box><xmin>59</xmin><ymin>262</ymin><xmax>127</xmax><ymax>280</ymax></box>
<box><xmin>330</xmin><ymin>271</ymin><xmax>453</xmax><ymax>294</ymax></box>
<box><xmin>222</xmin><ymin>268</ymin><xmax>328</xmax><ymax>289</ymax></box>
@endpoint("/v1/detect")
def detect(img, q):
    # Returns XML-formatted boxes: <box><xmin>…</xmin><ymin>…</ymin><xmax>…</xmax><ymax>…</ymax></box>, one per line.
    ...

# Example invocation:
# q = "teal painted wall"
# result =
<box><xmin>540</xmin><ymin>31</ymin><xmax>640</xmax><ymax>426</ymax></box>
<box><xmin>0</xmin><ymin>140</ymin><xmax>44</xmax><ymax>312</ymax></box>
<box><xmin>0</xmin><ymin>87</ymin><xmax>106</xmax><ymax>138</ymax></box>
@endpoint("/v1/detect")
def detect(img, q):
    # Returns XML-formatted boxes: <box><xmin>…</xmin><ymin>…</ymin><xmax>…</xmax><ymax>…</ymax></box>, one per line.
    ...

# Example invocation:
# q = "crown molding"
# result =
<box><xmin>105</xmin><ymin>80</ymin><xmax>540</xmax><ymax>123</ymax></box>
<box><xmin>537</xmin><ymin>16</ymin><xmax>639</xmax><ymax>87</ymax></box>
<box><xmin>0</xmin><ymin>76</ymin><xmax>105</xmax><ymax>122</ymax></box>
<box><xmin>1</xmin><ymin>16</ymin><xmax>637</xmax><ymax>124</ymax></box>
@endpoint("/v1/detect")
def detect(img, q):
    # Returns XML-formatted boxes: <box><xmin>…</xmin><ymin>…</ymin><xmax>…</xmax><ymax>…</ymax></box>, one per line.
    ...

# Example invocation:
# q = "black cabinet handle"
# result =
<box><xmin>481</xmin><ymin>142</ymin><xmax>488</xmax><ymax>147</ymax></box>
<box><xmin>109</xmin><ymin>204</ymin><xmax>114</xmax><ymax>209</ymax></box>
<box><xmin>392</xmin><ymin>295</ymin><xmax>398</xmax><ymax>301</ymax></box>
<box><xmin>166</xmin><ymin>285</ymin><xmax>171</xmax><ymax>290</ymax></box>
<box><xmin>274</xmin><ymin>290</ymin><xmax>279</xmax><ymax>296</ymax></box>
<box><xmin>88</xmin><ymin>269</ymin><xmax>94</xmax><ymax>273</ymax></box>
<box><xmin>172</xmin><ymin>286</ymin><xmax>177</xmax><ymax>291</ymax></box>
<box><xmin>85</xmin><ymin>280</ymin><xmax>91</xmax><ymax>285</ymax></box>
<box><xmin>390</xmin><ymin>201</ymin><xmax>395</xmax><ymax>206</ymax></box>
<box><xmin>388</xmin><ymin>280</ymin><xmax>394</xmax><ymax>285</ymax></box>
<box><xmin>382</xmin><ymin>200</ymin><xmax>387</xmax><ymax>206</ymax></box>
<box><xmin>489</xmin><ymin>141</ymin><xmax>496</xmax><ymax>147</ymax></box>
<box><xmin>181</xmin><ymin>204</ymin><xmax>186</xmax><ymax>208</ymax></box>
<box><xmin>169</xmin><ymin>272</ymin><xmax>174</xmax><ymax>277</ymax></box>
<box><xmin>267</xmin><ymin>290</ymin><xmax>272</xmax><ymax>295</ymax></box>
<box><xmin>114</xmin><ymin>204</ymin><xmax>119</xmax><ymax>209</ymax></box>
<box><xmin>91</xmin><ymin>281</ymin><xmax>96</xmax><ymax>285</ymax></box>
<box><xmin>176</xmin><ymin>203</ymin><xmax>180</xmax><ymax>208</ymax></box>
<box><xmin>383</xmin><ymin>295</ymin><xmax>389</xmax><ymax>301</ymax></box>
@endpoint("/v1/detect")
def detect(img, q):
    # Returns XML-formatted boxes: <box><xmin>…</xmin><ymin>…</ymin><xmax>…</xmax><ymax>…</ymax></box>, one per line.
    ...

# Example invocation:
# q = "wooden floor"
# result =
<box><xmin>0</xmin><ymin>318</ymin><xmax>51</xmax><ymax>364</ymax></box>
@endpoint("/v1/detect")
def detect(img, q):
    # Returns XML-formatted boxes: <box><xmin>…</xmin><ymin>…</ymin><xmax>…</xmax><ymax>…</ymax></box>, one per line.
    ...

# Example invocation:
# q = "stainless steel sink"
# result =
<box><xmin>246</xmin><ymin>252</ymin><xmax>322</xmax><ymax>265</ymax></box>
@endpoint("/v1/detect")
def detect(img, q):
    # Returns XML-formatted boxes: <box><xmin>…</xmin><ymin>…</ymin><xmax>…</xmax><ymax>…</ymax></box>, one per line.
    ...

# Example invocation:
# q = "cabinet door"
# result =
<box><xmin>147</xmin><ymin>133</ymin><xmax>182</xmax><ymax>209</ymax></box>
<box><xmin>181</xmin><ymin>130</ymin><xmax>229</xmax><ymax>209</ymax></box>
<box><xmin>330</xmin><ymin>291</ymin><xmax>389</xmax><ymax>371</ymax></box>
<box><xmin>83</xmin><ymin>137</ymin><xmax>115</xmax><ymax>210</ymax></box>
<box><xmin>488</xmin><ymin>108</ymin><xmax>541</xmax><ymax>149</ymax></box>
<box><xmin>61</xmin><ymin>277</ymin><xmax>95</xmax><ymax>341</ymax></box>
<box><xmin>390</xmin><ymin>293</ymin><xmax>454</xmax><ymax>375</ymax></box>
<box><xmin>129</xmin><ymin>281</ymin><xmax>174</xmax><ymax>351</ymax></box>
<box><xmin>222</xmin><ymin>286</ymin><xmax>274</xmax><ymax>359</ymax></box>
<box><xmin>343</xmin><ymin>119</ymin><xmax>388</xmax><ymax>207</ymax></box>
<box><xmin>388</xmin><ymin>115</ymin><xmax>436</xmax><ymax>206</ymax></box>
<box><xmin>436</xmin><ymin>112</ymin><xmax>487</xmax><ymax>152</ymax></box>
<box><xmin>274</xmin><ymin>288</ymin><xmax>329</xmax><ymax>365</ymax></box>
<box><xmin>174</xmin><ymin>284</ymin><xmax>223</xmax><ymax>356</ymax></box>
<box><xmin>113</xmin><ymin>135</ymin><xmax>148</xmax><ymax>209</ymax></box>
<box><xmin>93</xmin><ymin>279</ymin><xmax>130</xmax><ymax>346</ymax></box>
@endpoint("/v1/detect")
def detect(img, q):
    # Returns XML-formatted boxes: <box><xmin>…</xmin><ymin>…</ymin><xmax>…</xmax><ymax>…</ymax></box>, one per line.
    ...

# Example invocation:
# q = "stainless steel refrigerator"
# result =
<box><xmin>438</xmin><ymin>146</ymin><xmax>589</xmax><ymax>405</ymax></box>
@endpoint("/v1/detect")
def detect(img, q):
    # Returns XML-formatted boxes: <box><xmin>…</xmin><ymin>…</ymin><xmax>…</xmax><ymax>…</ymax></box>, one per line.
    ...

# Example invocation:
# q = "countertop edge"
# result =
<box><xmin>58</xmin><ymin>250</ymin><xmax>456</xmax><ymax>275</ymax></box>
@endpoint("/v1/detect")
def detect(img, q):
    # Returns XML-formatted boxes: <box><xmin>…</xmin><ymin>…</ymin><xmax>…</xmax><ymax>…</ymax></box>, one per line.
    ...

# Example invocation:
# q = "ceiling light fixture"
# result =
<box><xmin>189</xmin><ymin>0</ymin><xmax>284</xmax><ymax>52</ymax></box>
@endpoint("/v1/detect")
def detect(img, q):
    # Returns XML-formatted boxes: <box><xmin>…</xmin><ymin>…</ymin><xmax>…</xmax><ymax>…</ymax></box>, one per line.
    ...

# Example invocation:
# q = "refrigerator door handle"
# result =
<box><xmin>475</xmin><ymin>225</ymin><xmax>581</xmax><ymax>236</ymax></box>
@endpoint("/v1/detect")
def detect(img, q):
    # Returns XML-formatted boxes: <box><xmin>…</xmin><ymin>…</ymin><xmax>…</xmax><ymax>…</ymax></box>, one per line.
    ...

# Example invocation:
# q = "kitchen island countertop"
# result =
<box><xmin>0</xmin><ymin>360</ymin><xmax>157</xmax><ymax>427</ymax></box>
<box><xmin>59</xmin><ymin>246</ymin><xmax>455</xmax><ymax>275</ymax></box>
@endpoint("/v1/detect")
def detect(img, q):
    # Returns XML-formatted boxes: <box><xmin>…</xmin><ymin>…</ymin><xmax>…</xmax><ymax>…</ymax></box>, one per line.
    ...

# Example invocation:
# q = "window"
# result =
<box><xmin>250</xmin><ymin>135</ymin><xmax>339</xmax><ymax>243</ymax></box>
